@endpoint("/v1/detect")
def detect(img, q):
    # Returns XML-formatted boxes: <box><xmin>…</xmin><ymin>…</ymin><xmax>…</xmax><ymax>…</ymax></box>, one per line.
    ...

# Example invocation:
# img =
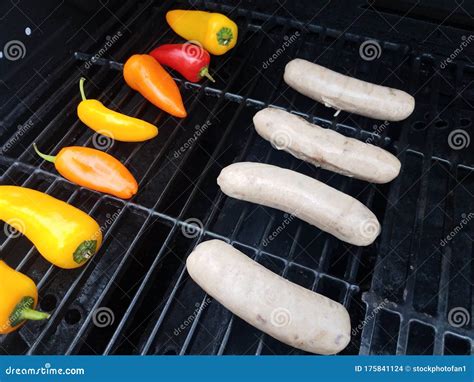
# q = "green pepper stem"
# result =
<box><xmin>79</xmin><ymin>77</ymin><xmax>87</xmax><ymax>101</ymax></box>
<box><xmin>73</xmin><ymin>240</ymin><xmax>98</xmax><ymax>265</ymax></box>
<box><xmin>199</xmin><ymin>67</ymin><xmax>216</xmax><ymax>82</ymax></box>
<box><xmin>216</xmin><ymin>27</ymin><xmax>233</xmax><ymax>46</ymax></box>
<box><xmin>33</xmin><ymin>143</ymin><xmax>56</xmax><ymax>163</ymax></box>
<box><xmin>20</xmin><ymin>308</ymin><xmax>51</xmax><ymax>321</ymax></box>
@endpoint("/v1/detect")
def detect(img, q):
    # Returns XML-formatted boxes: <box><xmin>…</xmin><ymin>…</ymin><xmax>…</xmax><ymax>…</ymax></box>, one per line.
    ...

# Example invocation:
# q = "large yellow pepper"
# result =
<box><xmin>166</xmin><ymin>10</ymin><xmax>238</xmax><ymax>55</ymax></box>
<box><xmin>0</xmin><ymin>261</ymin><xmax>50</xmax><ymax>334</ymax></box>
<box><xmin>0</xmin><ymin>186</ymin><xmax>102</xmax><ymax>269</ymax></box>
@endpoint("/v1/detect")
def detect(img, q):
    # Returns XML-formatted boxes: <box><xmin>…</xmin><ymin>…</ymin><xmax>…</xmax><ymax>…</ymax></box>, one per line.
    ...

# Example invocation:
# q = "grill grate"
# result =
<box><xmin>0</xmin><ymin>0</ymin><xmax>472</xmax><ymax>355</ymax></box>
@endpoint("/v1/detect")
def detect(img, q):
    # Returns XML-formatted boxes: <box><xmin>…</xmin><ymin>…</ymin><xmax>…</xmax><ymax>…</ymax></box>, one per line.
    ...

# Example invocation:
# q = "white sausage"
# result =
<box><xmin>253</xmin><ymin>107</ymin><xmax>401</xmax><ymax>183</ymax></box>
<box><xmin>217</xmin><ymin>162</ymin><xmax>380</xmax><ymax>246</ymax></box>
<box><xmin>186</xmin><ymin>239</ymin><xmax>351</xmax><ymax>354</ymax></box>
<box><xmin>284</xmin><ymin>59</ymin><xmax>415</xmax><ymax>121</ymax></box>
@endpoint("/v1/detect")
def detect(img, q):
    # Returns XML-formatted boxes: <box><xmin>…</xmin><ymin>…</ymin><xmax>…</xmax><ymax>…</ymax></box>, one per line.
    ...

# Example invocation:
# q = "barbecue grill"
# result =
<box><xmin>0</xmin><ymin>0</ymin><xmax>473</xmax><ymax>356</ymax></box>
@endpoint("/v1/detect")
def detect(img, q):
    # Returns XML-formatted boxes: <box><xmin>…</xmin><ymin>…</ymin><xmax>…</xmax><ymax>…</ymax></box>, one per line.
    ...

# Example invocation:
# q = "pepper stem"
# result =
<box><xmin>20</xmin><ymin>308</ymin><xmax>51</xmax><ymax>321</ymax></box>
<box><xmin>73</xmin><ymin>240</ymin><xmax>98</xmax><ymax>265</ymax></box>
<box><xmin>199</xmin><ymin>66</ymin><xmax>216</xmax><ymax>82</ymax></box>
<box><xmin>33</xmin><ymin>143</ymin><xmax>56</xmax><ymax>163</ymax></box>
<box><xmin>216</xmin><ymin>27</ymin><xmax>233</xmax><ymax>46</ymax></box>
<box><xmin>79</xmin><ymin>77</ymin><xmax>87</xmax><ymax>101</ymax></box>
<box><xmin>9</xmin><ymin>296</ymin><xmax>50</xmax><ymax>327</ymax></box>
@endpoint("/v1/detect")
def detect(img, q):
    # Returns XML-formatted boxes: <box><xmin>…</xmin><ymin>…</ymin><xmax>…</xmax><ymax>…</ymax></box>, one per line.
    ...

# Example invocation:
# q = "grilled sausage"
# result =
<box><xmin>253</xmin><ymin>108</ymin><xmax>401</xmax><ymax>183</ymax></box>
<box><xmin>217</xmin><ymin>162</ymin><xmax>380</xmax><ymax>246</ymax></box>
<box><xmin>186</xmin><ymin>239</ymin><xmax>351</xmax><ymax>354</ymax></box>
<box><xmin>284</xmin><ymin>59</ymin><xmax>415</xmax><ymax>121</ymax></box>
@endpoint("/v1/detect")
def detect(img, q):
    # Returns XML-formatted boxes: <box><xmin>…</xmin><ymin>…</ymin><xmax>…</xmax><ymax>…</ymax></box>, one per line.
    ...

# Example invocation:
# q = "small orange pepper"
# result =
<box><xmin>33</xmin><ymin>144</ymin><xmax>138</xmax><ymax>199</ymax></box>
<box><xmin>123</xmin><ymin>54</ymin><xmax>187</xmax><ymax>118</ymax></box>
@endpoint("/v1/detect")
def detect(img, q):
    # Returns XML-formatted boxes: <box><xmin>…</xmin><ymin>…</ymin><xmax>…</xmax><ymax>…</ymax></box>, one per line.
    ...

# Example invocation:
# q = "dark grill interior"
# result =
<box><xmin>0</xmin><ymin>0</ymin><xmax>473</xmax><ymax>355</ymax></box>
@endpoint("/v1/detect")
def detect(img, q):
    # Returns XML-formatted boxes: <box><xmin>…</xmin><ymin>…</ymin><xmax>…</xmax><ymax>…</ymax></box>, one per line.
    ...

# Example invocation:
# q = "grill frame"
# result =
<box><xmin>0</xmin><ymin>0</ymin><xmax>472</xmax><ymax>356</ymax></box>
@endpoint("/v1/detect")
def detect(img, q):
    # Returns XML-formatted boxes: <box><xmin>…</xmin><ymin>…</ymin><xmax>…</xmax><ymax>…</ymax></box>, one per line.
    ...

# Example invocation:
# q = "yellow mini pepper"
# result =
<box><xmin>0</xmin><ymin>261</ymin><xmax>50</xmax><ymax>334</ymax></box>
<box><xmin>0</xmin><ymin>186</ymin><xmax>102</xmax><ymax>269</ymax></box>
<box><xmin>166</xmin><ymin>10</ymin><xmax>238</xmax><ymax>55</ymax></box>
<box><xmin>77</xmin><ymin>78</ymin><xmax>158</xmax><ymax>142</ymax></box>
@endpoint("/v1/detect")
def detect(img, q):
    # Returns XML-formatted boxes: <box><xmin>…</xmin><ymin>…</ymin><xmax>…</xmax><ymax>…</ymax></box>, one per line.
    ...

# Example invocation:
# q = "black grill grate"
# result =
<box><xmin>0</xmin><ymin>0</ymin><xmax>473</xmax><ymax>355</ymax></box>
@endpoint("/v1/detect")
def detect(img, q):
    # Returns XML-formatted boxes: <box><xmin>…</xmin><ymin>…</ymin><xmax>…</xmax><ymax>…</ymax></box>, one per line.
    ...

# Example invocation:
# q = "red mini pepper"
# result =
<box><xmin>149</xmin><ymin>43</ymin><xmax>215</xmax><ymax>83</ymax></box>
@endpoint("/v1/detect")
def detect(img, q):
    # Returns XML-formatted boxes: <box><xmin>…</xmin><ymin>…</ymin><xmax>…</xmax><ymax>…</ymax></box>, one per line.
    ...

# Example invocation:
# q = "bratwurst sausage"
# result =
<box><xmin>217</xmin><ymin>162</ymin><xmax>380</xmax><ymax>246</ymax></box>
<box><xmin>284</xmin><ymin>59</ymin><xmax>415</xmax><ymax>121</ymax></box>
<box><xmin>186</xmin><ymin>239</ymin><xmax>351</xmax><ymax>354</ymax></box>
<box><xmin>253</xmin><ymin>108</ymin><xmax>401</xmax><ymax>183</ymax></box>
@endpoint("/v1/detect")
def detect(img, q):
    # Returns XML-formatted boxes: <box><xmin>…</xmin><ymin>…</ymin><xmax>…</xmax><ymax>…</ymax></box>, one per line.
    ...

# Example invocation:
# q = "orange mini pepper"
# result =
<box><xmin>33</xmin><ymin>144</ymin><xmax>138</xmax><ymax>199</ymax></box>
<box><xmin>123</xmin><ymin>54</ymin><xmax>187</xmax><ymax>118</ymax></box>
